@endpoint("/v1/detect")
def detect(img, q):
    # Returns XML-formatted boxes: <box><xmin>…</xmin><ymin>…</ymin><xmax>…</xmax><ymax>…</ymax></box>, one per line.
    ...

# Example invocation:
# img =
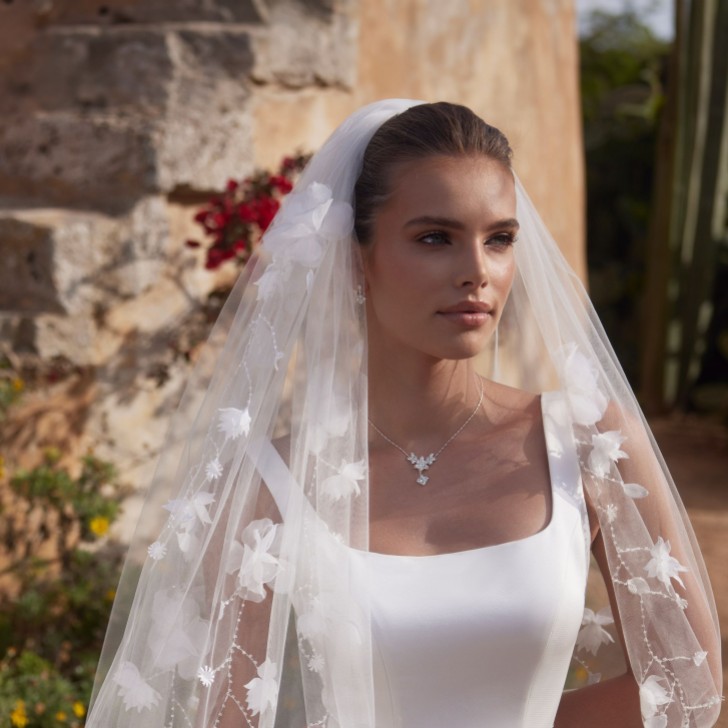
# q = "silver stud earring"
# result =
<box><xmin>355</xmin><ymin>285</ymin><xmax>366</xmax><ymax>305</ymax></box>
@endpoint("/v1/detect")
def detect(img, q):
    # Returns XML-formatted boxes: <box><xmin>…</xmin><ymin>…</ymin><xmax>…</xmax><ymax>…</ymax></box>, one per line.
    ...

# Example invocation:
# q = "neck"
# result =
<box><xmin>367</xmin><ymin>347</ymin><xmax>482</xmax><ymax>450</ymax></box>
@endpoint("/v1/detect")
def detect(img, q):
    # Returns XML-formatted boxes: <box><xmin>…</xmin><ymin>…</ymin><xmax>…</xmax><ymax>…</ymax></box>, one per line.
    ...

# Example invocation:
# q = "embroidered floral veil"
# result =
<box><xmin>87</xmin><ymin>99</ymin><xmax>722</xmax><ymax>727</ymax></box>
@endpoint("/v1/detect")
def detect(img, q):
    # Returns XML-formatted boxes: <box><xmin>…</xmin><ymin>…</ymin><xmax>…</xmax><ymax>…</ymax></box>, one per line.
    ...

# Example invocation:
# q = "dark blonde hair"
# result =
<box><xmin>354</xmin><ymin>102</ymin><xmax>513</xmax><ymax>244</ymax></box>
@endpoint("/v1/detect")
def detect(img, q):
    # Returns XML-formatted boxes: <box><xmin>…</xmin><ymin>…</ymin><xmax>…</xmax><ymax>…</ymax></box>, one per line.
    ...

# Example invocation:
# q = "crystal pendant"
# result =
<box><xmin>407</xmin><ymin>453</ymin><xmax>436</xmax><ymax>486</ymax></box>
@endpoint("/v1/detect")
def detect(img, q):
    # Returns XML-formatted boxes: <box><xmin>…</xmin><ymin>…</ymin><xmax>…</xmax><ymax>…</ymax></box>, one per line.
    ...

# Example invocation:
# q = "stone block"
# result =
<box><xmin>0</xmin><ymin>217</ymin><xmax>60</xmax><ymax>314</ymax></box>
<box><xmin>0</xmin><ymin>198</ymin><xmax>170</xmax><ymax>315</ymax></box>
<box><xmin>249</xmin><ymin>0</ymin><xmax>356</xmax><ymax>89</ymax></box>
<box><xmin>1</xmin><ymin>29</ymin><xmax>174</xmax><ymax>118</ymax></box>
<box><xmin>0</xmin><ymin>0</ymin><xmax>264</xmax><ymax>28</ymax></box>
<box><xmin>0</xmin><ymin>113</ymin><xmax>158</xmax><ymax>210</ymax></box>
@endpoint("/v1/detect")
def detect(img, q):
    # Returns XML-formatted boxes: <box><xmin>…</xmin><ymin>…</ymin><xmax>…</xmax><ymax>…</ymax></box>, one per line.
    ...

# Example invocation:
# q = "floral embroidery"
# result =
<box><xmin>255</xmin><ymin>261</ymin><xmax>290</xmax><ymax>301</ymax></box>
<box><xmin>217</xmin><ymin>407</ymin><xmax>251</xmax><ymax>441</ymax></box>
<box><xmin>627</xmin><ymin>577</ymin><xmax>651</xmax><ymax>595</ymax></box>
<box><xmin>639</xmin><ymin>675</ymin><xmax>672</xmax><ymax>727</ymax></box>
<box><xmin>645</xmin><ymin>537</ymin><xmax>688</xmax><ymax>590</ymax></box>
<box><xmin>263</xmin><ymin>182</ymin><xmax>353</xmax><ymax>268</ymax></box>
<box><xmin>576</xmin><ymin>607</ymin><xmax>615</xmax><ymax>655</ymax></box>
<box><xmin>226</xmin><ymin>519</ymin><xmax>280</xmax><ymax>602</ymax></box>
<box><xmin>563</xmin><ymin>343</ymin><xmax>608</xmax><ymax>426</ymax></box>
<box><xmin>113</xmin><ymin>662</ymin><xmax>161</xmax><ymax>713</ymax></box>
<box><xmin>244</xmin><ymin>659</ymin><xmax>279</xmax><ymax>717</ymax></box>
<box><xmin>205</xmin><ymin>457</ymin><xmax>223</xmax><ymax>481</ymax></box>
<box><xmin>197</xmin><ymin>665</ymin><xmax>215</xmax><ymax>687</ymax></box>
<box><xmin>622</xmin><ymin>481</ymin><xmax>648</xmax><ymax>499</ymax></box>
<box><xmin>321</xmin><ymin>459</ymin><xmax>366</xmax><ymax>501</ymax></box>
<box><xmin>307</xmin><ymin>652</ymin><xmax>325</xmax><ymax>673</ymax></box>
<box><xmin>587</xmin><ymin>430</ymin><xmax>628</xmax><ymax>478</ymax></box>
<box><xmin>606</xmin><ymin>503</ymin><xmax>618</xmax><ymax>523</ymax></box>
<box><xmin>147</xmin><ymin>541</ymin><xmax>167</xmax><ymax>561</ymax></box>
<box><xmin>149</xmin><ymin>590</ymin><xmax>209</xmax><ymax>680</ymax></box>
<box><xmin>163</xmin><ymin>492</ymin><xmax>215</xmax><ymax>558</ymax></box>
<box><xmin>163</xmin><ymin>492</ymin><xmax>215</xmax><ymax>528</ymax></box>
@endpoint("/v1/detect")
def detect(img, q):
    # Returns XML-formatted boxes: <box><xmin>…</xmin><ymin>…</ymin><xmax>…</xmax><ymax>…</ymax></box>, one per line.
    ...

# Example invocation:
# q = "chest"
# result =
<box><xmin>367</xmin><ymin>421</ymin><xmax>552</xmax><ymax>556</ymax></box>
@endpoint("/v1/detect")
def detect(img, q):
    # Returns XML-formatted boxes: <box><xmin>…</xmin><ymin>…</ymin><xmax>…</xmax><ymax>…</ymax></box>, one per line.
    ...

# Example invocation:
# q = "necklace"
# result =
<box><xmin>368</xmin><ymin>382</ymin><xmax>484</xmax><ymax>486</ymax></box>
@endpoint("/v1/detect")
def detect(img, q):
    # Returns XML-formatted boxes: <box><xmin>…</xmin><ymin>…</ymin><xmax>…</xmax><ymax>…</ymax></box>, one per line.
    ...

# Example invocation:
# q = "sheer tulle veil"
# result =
<box><xmin>87</xmin><ymin>99</ymin><xmax>722</xmax><ymax>727</ymax></box>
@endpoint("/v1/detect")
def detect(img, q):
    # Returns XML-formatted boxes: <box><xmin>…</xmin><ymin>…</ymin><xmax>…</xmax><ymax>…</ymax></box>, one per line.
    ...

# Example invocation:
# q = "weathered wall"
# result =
<box><xmin>0</xmin><ymin>0</ymin><xmax>583</xmax><ymax>532</ymax></box>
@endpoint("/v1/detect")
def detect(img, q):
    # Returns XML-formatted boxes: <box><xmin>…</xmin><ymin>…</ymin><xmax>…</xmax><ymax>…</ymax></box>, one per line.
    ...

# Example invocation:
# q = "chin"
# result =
<box><xmin>427</xmin><ymin>334</ymin><xmax>492</xmax><ymax>362</ymax></box>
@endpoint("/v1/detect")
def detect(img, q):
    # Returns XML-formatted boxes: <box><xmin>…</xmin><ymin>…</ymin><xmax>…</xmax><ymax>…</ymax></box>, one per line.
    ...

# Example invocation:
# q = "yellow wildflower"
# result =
<box><xmin>10</xmin><ymin>700</ymin><xmax>28</xmax><ymax>728</ymax></box>
<box><xmin>89</xmin><ymin>515</ymin><xmax>110</xmax><ymax>537</ymax></box>
<box><xmin>0</xmin><ymin>455</ymin><xmax>5</xmax><ymax>480</ymax></box>
<box><xmin>11</xmin><ymin>377</ymin><xmax>24</xmax><ymax>392</ymax></box>
<box><xmin>43</xmin><ymin>446</ymin><xmax>61</xmax><ymax>464</ymax></box>
<box><xmin>105</xmin><ymin>588</ymin><xmax>116</xmax><ymax>602</ymax></box>
<box><xmin>72</xmin><ymin>702</ymin><xmax>86</xmax><ymax>718</ymax></box>
<box><xmin>55</xmin><ymin>710</ymin><xmax>68</xmax><ymax>721</ymax></box>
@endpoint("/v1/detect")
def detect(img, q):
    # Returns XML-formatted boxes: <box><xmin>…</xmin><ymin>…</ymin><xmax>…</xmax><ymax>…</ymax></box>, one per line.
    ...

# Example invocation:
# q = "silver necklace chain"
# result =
<box><xmin>368</xmin><ymin>382</ymin><xmax>484</xmax><ymax>486</ymax></box>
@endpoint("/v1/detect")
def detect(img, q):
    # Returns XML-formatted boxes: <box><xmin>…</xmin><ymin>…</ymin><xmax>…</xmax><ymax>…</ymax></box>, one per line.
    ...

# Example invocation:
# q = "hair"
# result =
<box><xmin>353</xmin><ymin>102</ymin><xmax>513</xmax><ymax>244</ymax></box>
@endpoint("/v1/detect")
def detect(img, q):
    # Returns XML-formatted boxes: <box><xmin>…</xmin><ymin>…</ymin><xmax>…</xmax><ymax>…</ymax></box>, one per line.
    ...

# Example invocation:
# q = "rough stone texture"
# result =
<box><xmin>0</xmin><ymin>198</ymin><xmax>171</xmax><ymax>361</ymax></box>
<box><xmin>0</xmin><ymin>114</ymin><xmax>158</xmax><ymax>211</ymax></box>
<box><xmin>4</xmin><ymin>0</ymin><xmax>265</xmax><ymax>27</ymax></box>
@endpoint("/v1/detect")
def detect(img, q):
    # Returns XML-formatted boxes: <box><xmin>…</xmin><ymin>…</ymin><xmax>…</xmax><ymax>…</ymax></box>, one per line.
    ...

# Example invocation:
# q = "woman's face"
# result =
<box><xmin>361</xmin><ymin>154</ymin><xmax>518</xmax><ymax>362</ymax></box>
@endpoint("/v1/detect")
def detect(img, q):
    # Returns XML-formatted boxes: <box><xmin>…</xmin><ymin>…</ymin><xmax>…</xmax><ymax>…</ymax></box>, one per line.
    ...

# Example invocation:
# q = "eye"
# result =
<box><xmin>486</xmin><ymin>232</ymin><xmax>517</xmax><ymax>248</ymax></box>
<box><xmin>417</xmin><ymin>231</ymin><xmax>450</xmax><ymax>246</ymax></box>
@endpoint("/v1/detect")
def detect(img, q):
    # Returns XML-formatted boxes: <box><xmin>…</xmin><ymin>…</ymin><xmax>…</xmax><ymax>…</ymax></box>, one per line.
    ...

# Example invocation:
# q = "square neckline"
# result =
<box><xmin>356</xmin><ymin>393</ymin><xmax>556</xmax><ymax>560</ymax></box>
<box><xmin>257</xmin><ymin>393</ymin><xmax>559</xmax><ymax>561</ymax></box>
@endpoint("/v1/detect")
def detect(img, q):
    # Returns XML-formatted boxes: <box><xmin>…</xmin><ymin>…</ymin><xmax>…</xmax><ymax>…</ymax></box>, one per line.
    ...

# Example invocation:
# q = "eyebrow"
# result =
<box><xmin>403</xmin><ymin>215</ymin><xmax>520</xmax><ymax>231</ymax></box>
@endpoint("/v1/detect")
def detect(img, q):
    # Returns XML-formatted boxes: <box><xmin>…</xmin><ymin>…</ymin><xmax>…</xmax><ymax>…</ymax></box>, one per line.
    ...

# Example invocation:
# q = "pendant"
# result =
<box><xmin>407</xmin><ymin>453</ymin><xmax>436</xmax><ymax>486</ymax></box>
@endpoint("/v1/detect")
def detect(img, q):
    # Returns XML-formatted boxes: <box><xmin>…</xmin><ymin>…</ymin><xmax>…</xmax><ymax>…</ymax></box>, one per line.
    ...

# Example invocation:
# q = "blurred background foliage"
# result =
<box><xmin>580</xmin><ymin>1</ymin><xmax>728</xmax><ymax>419</ymax></box>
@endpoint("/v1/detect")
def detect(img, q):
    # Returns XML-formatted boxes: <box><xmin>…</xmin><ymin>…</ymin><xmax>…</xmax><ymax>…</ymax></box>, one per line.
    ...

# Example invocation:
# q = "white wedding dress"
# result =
<box><xmin>258</xmin><ymin>391</ymin><xmax>591</xmax><ymax>728</ymax></box>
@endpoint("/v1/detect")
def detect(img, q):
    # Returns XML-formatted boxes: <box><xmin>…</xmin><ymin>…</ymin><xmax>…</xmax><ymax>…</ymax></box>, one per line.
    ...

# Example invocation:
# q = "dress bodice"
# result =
<box><xmin>256</xmin><ymin>391</ymin><xmax>590</xmax><ymax>728</ymax></box>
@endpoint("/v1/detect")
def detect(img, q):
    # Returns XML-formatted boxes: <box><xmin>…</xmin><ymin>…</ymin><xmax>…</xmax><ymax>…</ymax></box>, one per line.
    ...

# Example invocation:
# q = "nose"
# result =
<box><xmin>454</xmin><ymin>239</ymin><xmax>489</xmax><ymax>289</ymax></box>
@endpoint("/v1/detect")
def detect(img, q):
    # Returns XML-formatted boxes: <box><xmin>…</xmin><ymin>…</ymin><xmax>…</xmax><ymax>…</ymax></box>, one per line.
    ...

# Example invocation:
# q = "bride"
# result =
<box><xmin>87</xmin><ymin>100</ymin><xmax>722</xmax><ymax>727</ymax></box>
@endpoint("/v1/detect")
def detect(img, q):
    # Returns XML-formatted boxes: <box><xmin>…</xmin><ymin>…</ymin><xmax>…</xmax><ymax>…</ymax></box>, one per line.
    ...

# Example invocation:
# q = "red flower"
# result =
<box><xmin>238</xmin><ymin>203</ymin><xmax>257</xmax><ymax>224</ymax></box>
<box><xmin>226</xmin><ymin>179</ymin><xmax>239</xmax><ymax>193</ymax></box>
<box><xmin>256</xmin><ymin>197</ymin><xmax>280</xmax><ymax>231</ymax></box>
<box><xmin>269</xmin><ymin>175</ymin><xmax>293</xmax><ymax>193</ymax></box>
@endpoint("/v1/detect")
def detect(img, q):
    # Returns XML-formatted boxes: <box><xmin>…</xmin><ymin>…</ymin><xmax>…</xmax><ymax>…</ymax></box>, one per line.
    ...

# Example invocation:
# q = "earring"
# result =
<box><xmin>355</xmin><ymin>285</ymin><xmax>366</xmax><ymax>305</ymax></box>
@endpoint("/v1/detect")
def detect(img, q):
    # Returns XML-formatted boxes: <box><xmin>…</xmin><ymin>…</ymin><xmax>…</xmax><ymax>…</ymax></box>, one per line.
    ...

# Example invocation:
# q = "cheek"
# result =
<box><xmin>493</xmin><ymin>254</ymin><xmax>516</xmax><ymax>294</ymax></box>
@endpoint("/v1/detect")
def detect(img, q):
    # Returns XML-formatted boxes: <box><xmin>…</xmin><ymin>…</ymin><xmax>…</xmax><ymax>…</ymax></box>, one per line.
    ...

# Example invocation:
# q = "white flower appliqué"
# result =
<box><xmin>244</xmin><ymin>658</ymin><xmax>279</xmax><ymax>717</ymax></box>
<box><xmin>321</xmin><ymin>459</ymin><xmax>366</xmax><ymax>501</ymax></box>
<box><xmin>622</xmin><ymin>482</ymin><xmax>649</xmax><ymax>499</ymax></box>
<box><xmin>639</xmin><ymin>675</ymin><xmax>672</xmax><ymax>727</ymax></box>
<box><xmin>163</xmin><ymin>492</ymin><xmax>215</xmax><ymax>528</ymax></box>
<box><xmin>563</xmin><ymin>343</ymin><xmax>608</xmax><ymax>426</ymax></box>
<box><xmin>576</xmin><ymin>607</ymin><xmax>615</xmax><ymax>655</ymax></box>
<box><xmin>587</xmin><ymin>430</ymin><xmax>628</xmax><ymax>478</ymax></box>
<box><xmin>147</xmin><ymin>541</ymin><xmax>167</xmax><ymax>561</ymax></box>
<box><xmin>217</xmin><ymin>407</ymin><xmax>251</xmax><ymax>441</ymax></box>
<box><xmin>149</xmin><ymin>590</ymin><xmax>209</xmax><ymax>680</ymax></box>
<box><xmin>205</xmin><ymin>456</ymin><xmax>223</xmax><ymax>481</ymax></box>
<box><xmin>197</xmin><ymin>664</ymin><xmax>215</xmax><ymax>687</ymax></box>
<box><xmin>263</xmin><ymin>182</ymin><xmax>353</xmax><ymax>268</ymax></box>
<box><xmin>114</xmin><ymin>661</ymin><xmax>161</xmax><ymax>713</ymax></box>
<box><xmin>227</xmin><ymin>518</ymin><xmax>280</xmax><ymax>602</ymax></box>
<box><xmin>645</xmin><ymin>537</ymin><xmax>688</xmax><ymax>590</ymax></box>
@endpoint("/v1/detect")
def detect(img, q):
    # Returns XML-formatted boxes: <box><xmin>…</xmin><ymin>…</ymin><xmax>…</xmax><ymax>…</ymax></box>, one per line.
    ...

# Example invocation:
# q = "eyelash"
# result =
<box><xmin>417</xmin><ymin>231</ymin><xmax>518</xmax><ymax>248</ymax></box>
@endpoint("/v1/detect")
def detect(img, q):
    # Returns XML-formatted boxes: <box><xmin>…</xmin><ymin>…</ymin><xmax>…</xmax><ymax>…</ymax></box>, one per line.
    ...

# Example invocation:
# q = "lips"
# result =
<box><xmin>437</xmin><ymin>300</ymin><xmax>494</xmax><ymax>329</ymax></box>
<box><xmin>438</xmin><ymin>300</ymin><xmax>493</xmax><ymax>315</ymax></box>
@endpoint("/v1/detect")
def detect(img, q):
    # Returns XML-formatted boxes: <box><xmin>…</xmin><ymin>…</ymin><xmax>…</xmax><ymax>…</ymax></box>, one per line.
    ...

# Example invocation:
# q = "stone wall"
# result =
<box><xmin>0</xmin><ymin>0</ymin><xmax>583</xmax><ymax>533</ymax></box>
